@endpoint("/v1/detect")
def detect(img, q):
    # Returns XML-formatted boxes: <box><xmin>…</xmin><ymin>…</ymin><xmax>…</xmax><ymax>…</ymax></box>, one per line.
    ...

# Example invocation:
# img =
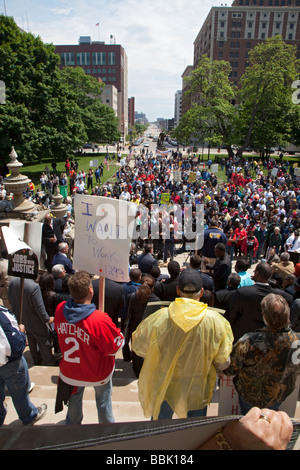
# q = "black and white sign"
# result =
<box><xmin>8</xmin><ymin>248</ymin><xmax>39</xmax><ymax>280</ymax></box>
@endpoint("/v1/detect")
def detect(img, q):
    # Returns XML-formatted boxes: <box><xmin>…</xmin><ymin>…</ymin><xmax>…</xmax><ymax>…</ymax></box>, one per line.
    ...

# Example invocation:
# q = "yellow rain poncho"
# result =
<box><xmin>132</xmin><ymin>298</ymin><xmax>233</xmax><ymax>420</ymax></box>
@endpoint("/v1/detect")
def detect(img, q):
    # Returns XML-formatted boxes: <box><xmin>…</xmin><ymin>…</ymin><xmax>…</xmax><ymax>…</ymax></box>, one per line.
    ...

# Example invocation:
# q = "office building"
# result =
<box><xmin>193</xmin><ymin>0</ymin><xmax>300</xmax><ymax>87</ymax></box>
<box><xmin>128</xmin><ymin>97</ymin><xmax>135</xmax><ymax>127</ymax></box>
<box><xmin>174</xmin><ymin>90</ymin><xmax>182</xmax><ymax>127</ymax></box>
<box><xmin>55</xmin><ymin>36</ymin><xmax>128</xmax><ymax>137</ymax></box>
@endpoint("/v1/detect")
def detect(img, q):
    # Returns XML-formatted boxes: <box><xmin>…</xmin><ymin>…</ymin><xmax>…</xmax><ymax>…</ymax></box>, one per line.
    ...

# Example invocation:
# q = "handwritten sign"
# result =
<box><xmin>73</xmin><ymin>195</ymin><xmax>136</xmax><ymax>282</ymax></box>
<box><xmin>218</xmin><ymin>374</ymin><xmax>300</xmax><ymax>417</ymax></box>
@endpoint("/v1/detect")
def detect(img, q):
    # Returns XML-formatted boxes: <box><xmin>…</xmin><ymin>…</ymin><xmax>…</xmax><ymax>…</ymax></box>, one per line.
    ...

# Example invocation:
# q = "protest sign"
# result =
<box><xmin>174</xmin><ymin>170</ymin><xmax>181</xmax><ymax>182</ymax></box>
<box><xmin>73</xmin><ymin>195</ymin><xmax>136</xmax><ymax>283</ymax></box>
<box><xmin>160</xmin><ymin>193</ymin><xmax>170</xmax><ymax>205</ymax></box>
<box><xmin>218</xmin><ymin>374</ymin><xmax>300</xmax><ymax>417</ymax></box>
<box><xmin>188</xmin><ymin>172</ymin><xmax>196</xmax><ymax>183</ymax></box>
<box><xmin>9</xmin><ymin>220</ymin><xmax>42</xmax><ymax>264</ymax></box>
<box><xmin>211</xmin><ymin>164</ymin><xmax>218</xmax><ymax>174</ymax></box>
<box><xmin>1</xmin><ymin>226</ymin><xmax>39</xmax><ymax>323</ymax></box>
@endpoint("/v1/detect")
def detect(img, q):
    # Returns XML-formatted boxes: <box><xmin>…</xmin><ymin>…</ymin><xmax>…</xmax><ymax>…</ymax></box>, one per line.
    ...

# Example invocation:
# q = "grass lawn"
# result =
<box><xmin>21</xmin><ymin>152</ymin><xmax>120</xmax><ymax>193</ymax></box>
<box><xmin>15</xmin><ymin>150</ymin><xmax>297</xmax><ymax>195</ymax></box>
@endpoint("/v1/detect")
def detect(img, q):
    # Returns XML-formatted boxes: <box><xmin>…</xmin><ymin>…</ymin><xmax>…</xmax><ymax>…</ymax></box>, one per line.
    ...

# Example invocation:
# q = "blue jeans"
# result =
<box><xmin>66</xmin><ymin>379</ymin><xmax>115</xmax><ymax>425</ymax></box>
<box><xmin>0</xmin><ymin>356</ymin><xmax>38</xmax><ymax>425</ymax></box>
<box><xmin>238</xmin><ymin>395</ymin><xmax>280</xmax><ymax>415</ymax></box>
<box><xmin>157</xmin><ymin>400</ymin><xmax>207</xmax><ymax>420</ymax></box>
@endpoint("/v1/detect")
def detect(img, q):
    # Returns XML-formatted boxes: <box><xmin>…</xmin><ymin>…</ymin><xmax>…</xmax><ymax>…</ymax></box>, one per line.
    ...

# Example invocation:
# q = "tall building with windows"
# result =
<box><xmin>174</xmin><ymin>90</ymin><xmax>182</xmax><ymax>127</ymax></box>
<box><xmin>128</xmin><ymin>97</ymin><xmax>135</xmax><ymax>127</ymax></box>
<box><xmin>55</xmin><ymin>36</ymin><xmax>128</xmax><ymax>137</ymax></box>
<box><xmin>193</xmin><ymin>0</ymin><xmax>300</xmax><ymax>87</ymax></box>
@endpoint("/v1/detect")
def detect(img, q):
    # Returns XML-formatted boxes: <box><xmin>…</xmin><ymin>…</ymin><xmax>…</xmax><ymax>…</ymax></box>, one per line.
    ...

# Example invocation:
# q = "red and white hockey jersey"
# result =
<box><xmin>55</xmin><ymin>300</ymin><xmax>124</xmax><ymax>387</ymax></box>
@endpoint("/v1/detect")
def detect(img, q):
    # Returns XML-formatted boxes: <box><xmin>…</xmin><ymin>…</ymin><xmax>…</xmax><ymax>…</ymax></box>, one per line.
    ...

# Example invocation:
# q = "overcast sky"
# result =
<box><xmin>2</xmin><ymin>0</ymin><xmax>224</xmax><ymax>122</ymax></box>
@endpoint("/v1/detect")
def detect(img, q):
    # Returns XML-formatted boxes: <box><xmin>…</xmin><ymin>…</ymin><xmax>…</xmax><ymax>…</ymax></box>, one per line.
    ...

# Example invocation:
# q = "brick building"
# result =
<box><xmin>193</xmin><ymin>0</ymin><xmax>300</xmax><ymax>87</ymax></box>
<box><xmin>128</xmin><ymin>97</ymin><xmax>135</xmax><ymax>127</ymax></box>
<box><xmin>55</xmin><ymin>36</ymin><xmax>128</xmax><ymax>137</ymax></box>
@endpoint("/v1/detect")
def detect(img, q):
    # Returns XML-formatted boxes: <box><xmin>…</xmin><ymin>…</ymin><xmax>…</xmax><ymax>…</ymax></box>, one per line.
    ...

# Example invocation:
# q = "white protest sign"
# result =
<box><xmin>9</xmin><ymin>220</ymin><xmax>42</xmax><ymax>263</ymax></box>
<box><xmin>73</xmin><ymin>195</ymin><xmax>137</xmax><ymax>283</ymax></box>
<box><xmin>174</xmin><ymin>170</ymin><xmax>181</xmax><ymax>182</ymax></box>
<box><xmin>271</xmin><ymin>167</ymin><xmax>278</xmax><ymax>177</ymax></box>
<box><xmin>218</xmin><ymin>374</ymin><xmax>300</xmax><ymax>417</ymax></box>
<box><xmin>211</xmin><ymin>164</ymin><xmax>219</xmax><ymax>174</ymax></box>
<box><xmin>90</xmin><ymin>160</ymin><xmax>99</xmax><ymax>167</ymax></box>
<box><xmin>1</xmin><ymin>225</ymin><xmax>30</xmax><ymax>254</ymax></box>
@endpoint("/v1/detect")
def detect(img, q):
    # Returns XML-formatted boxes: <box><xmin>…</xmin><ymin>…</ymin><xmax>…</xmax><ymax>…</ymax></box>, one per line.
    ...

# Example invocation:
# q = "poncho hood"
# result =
<box><xmin>168</xmin><ymin>298</ymin><xmax>208</xmax><ymax>333</ymax></box>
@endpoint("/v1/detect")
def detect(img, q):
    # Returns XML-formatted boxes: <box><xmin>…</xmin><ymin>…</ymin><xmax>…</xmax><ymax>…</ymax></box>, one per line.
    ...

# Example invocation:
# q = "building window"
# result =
<box><xmin>92</xmin><ymin>52</ymin><xmax>106</xmax><ymax>65</ymax></box>
<box><xmin>60</xmin><ymin>53</ymin><xmax>75</xmax><ymax>66</ymax></box>
<box><xmin>77</xmin><ymin>53</ymin><xmax>90</xmax><ymax>66</ymax></box>
<box><xmin>108</xmin><ymin>52</ymin><xmax>116</xmax><ymax>66</ymax></box>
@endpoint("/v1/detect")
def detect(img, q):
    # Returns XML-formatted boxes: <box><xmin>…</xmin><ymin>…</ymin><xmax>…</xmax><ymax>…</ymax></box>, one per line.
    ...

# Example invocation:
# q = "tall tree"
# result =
<box><xmin>0</xmin><ymin>16</ymin><xmax>86</xmax><ymax>163</ymax></box>
<box><xmin>235</xmin><ymin>35</ymin><xmax>300</xmax><ymax>157</ymax></box>
<box><xmin>59</xmin><ymin>67</ymin><xmax>120</xmax><ymax>143</ymax></box>
<box><xmin>173</xmin><ymin>55</ymin><xmax>237</xmax><ymax>156</ymax></box>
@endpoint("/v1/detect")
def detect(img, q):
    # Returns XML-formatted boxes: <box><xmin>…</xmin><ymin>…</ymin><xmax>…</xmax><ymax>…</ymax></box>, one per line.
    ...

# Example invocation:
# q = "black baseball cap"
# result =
<box><xmin>178</xmin><ymin>269</ymin><xmax>203</xmax><ymax>294</ymax></box>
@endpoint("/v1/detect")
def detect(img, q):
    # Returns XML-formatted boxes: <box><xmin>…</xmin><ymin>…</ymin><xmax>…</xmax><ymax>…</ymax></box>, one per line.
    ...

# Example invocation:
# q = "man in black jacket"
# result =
<box><xmin>228</xmin><ymin>262</ymin><xmax>293</xmax><ymax>342</ymax></box>
<box><xmin>203</xmin><ymin>243</ymin><xmax>232</xmax><ymax>291</ymax></box>
<box><xmin>92</xmin><ymin>277</ymin><xmax>124</xmax><ymax>328</ymax></box>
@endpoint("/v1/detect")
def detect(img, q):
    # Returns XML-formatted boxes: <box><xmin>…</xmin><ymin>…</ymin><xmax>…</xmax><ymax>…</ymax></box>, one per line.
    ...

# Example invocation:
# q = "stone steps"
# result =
<box><xmin>3</xmin><ymin>351</ymin><xmax>148</xmax><ymax>427</ymax></box>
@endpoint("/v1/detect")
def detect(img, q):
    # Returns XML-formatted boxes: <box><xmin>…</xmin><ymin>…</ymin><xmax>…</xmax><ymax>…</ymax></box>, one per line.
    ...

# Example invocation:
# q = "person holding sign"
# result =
<box><xmin>55</xmin><ymin>271</ymin><xmax>124</xmax><ymax>425</ymax></box>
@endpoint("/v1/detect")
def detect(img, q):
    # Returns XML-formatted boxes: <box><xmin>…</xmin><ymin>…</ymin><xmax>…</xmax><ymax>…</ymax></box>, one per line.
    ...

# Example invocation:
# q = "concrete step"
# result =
<box><xmin>3</xmin><ymin>347</ymin><xmax>299</xmax><ymax>429</ymax></box>
<box><xmin>3</xmin><ymin>348</ymin><xmax>220</xmax><ymax>427</ymax></box>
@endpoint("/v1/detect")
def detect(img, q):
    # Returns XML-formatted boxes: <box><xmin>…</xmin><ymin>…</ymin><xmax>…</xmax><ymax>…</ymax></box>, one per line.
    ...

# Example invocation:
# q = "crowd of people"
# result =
<box><xmin>0</xmin><ymin>146</ymin><xmax>300</xmax><ymax>450</ymax></box>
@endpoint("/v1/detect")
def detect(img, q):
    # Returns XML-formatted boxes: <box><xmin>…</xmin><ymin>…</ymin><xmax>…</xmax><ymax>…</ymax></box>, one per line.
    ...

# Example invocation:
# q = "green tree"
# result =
<box><xmin>173</xmin><ymin>55</ymin><xmax>237</xmax><ymax>156</ymax></box>
<box><xmin>59</xmin><ymin>67</ymin><xmax>120</xmax><ymax>144</ymax></box>
<box><xmin>0</xmin><ymin>16</ymin><xmax>86</xmax><ymax>163</ymax></box>
<box><xmin>235</xmin><ymin>35</ymin><xmax>300</xmax><ymax>158</ymax></box>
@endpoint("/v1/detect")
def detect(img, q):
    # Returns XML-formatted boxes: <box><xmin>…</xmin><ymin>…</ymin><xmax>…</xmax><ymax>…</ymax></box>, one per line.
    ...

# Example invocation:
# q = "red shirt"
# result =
<box><xmin>55</xmin><ymin>302</ymin><xmax>124</xmax><ymax>387</ymax></box>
